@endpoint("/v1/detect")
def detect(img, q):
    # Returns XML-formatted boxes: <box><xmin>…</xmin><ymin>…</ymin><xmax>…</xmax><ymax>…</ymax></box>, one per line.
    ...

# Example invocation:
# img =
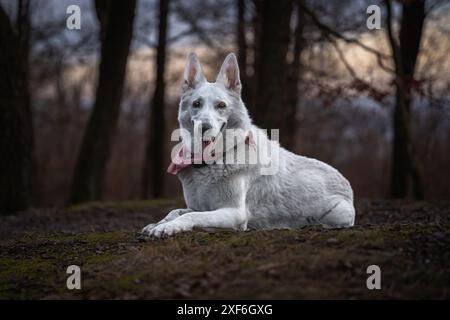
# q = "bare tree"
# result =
<box><xmin>16</xmin><ymin>0</ymin><xmax>35</xmax><ymax>200</ymax></box>
<box><xmin>142</xmin><ymin>0</ymin><xmax>169</xmax><ymax>199</ymax></box>
<box><xmin>0</xmin><ymin>4</ymin><xmax>33</xmax><ymax>214</ymax></box>
<box><xmin>245</xmin><ymin>0</ymin><xmax>262</xmax><ymax>119</ymax></box>
<box><xmin>280</xmin><ymin>2</ymin><xmax>305</xmax><ymax>151</ymax></box>
<box><xmin>17</xmin><ymin>0</ymin><xmax>30</xmax><ymax>79</ymax></box>
<box><xmin>254</xmin><ymin>0</ymin><xmax>293</xmax><ymax>130</ymax></box>
<box><xmin>297</xmin><ymin>0</ymin><xmax>428</xmax><ymax>199</ymax></box>
<box><xmin>237</xmin><ymin>0</ymin><xmax>251</xmax><ymax>107</ymax></box>
<box><xmin>385</xmin><ymin>0</ymin><xmax>425</xmax><ymax>199</ymax></box>
<box><xmin>69</xmin><ymin>0</ymin><xmax>137</xmax><ymax>204</ymax></box>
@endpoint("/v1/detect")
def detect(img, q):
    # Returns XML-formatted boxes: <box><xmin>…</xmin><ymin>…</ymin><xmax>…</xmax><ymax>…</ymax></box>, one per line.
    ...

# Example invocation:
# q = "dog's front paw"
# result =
<box><xmin>141</xmin><ymin>223</ymin><xmax>158</xmax><ymax>236</ymax></box>
<box><xmin>148</xmin><ymin>220</ymin><xmax>193</xmax><ymax>239</ymax></box>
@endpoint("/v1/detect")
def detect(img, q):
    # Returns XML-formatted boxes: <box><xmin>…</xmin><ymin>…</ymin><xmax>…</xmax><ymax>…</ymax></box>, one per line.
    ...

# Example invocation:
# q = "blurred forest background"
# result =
<box><xmin>1</xmin><ymin>0</ymin><xmax>449</xmax><ymax>214</ymax></box>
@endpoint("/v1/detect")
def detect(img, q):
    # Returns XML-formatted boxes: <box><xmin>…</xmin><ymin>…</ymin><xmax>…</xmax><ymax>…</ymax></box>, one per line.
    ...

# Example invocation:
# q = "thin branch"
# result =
<box><xmin>331</xmin><ymin>40</ymin><xmax>389</xmax><ymax>102</ymax></box>
<box><xmin>166</xmin><ymin>27</ymin><xmax>197</xmax><ymax>44</ymax></box>
<box><xmin>172</xmin><ymin>1</ymin><xmax>223</xmax><ymax>48</ymax></box>
<box><xmin>296</xmin><ymin>0</ymin><xmax>390</xmax><ymax>60</ymax></box>
<box><xmin>331</xmin><ymin>40</ymin><xmax>357</xmax><ymax>79</ymax></box>
<box><xmin>376</xmin><ymin>50</ymin><xmax>395</xmax><ymax>74</ymax></box>
<box><xmin>425</xmin><ymin>0</ymin><xmax>448</xmax><ymax>17</ymax></box>
<box><xmin>384</xmin><ymin>0</ymin><xmax>402</xmax><ymax>75</ymax></box>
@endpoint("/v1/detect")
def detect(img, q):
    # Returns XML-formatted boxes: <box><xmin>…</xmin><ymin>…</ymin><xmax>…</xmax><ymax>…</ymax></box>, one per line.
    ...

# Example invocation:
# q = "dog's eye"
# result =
<box><xmin>192</xmin><ymin>100</ymin><xmax>201</xmax><ymax>108</ymax></box>
<box><xmin>217</xmin><ymin>102</ymin><xmax>227</xmax><ymax>109</ymax></box>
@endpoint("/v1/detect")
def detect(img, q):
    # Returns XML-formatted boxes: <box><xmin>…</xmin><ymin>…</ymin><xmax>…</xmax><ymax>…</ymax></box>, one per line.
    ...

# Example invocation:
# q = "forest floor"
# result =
<box><xmin>0</xmin><ymin>199</ymin><xmax>449</xmax><ymax>299</ymax></box>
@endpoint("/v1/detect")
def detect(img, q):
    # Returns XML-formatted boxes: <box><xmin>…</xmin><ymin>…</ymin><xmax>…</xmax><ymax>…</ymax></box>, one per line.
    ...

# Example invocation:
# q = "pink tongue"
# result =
<box><xmin>167</xmin><ymin>133</ymin><xmax>255</xmax><ymax>175</ymax></box>
<box><xmin>167</xmin><ymin>146</ymin><xmax>190</xmax><ymax>175</ymax></box>
<box><xmin>166</xmin><ymin>141</ymin><xmax>213</xmax><ymax>175</ymax></box>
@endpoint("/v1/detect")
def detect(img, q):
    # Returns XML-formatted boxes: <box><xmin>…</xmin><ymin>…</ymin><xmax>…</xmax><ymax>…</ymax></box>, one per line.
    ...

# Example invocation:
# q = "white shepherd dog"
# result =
<box><xmin>142</xmin><ymin>53</ymin><xmax>355</xmax><ymax>238</ymax></box>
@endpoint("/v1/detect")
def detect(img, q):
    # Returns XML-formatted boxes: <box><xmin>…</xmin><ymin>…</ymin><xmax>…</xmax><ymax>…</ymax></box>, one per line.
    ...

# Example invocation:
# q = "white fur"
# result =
<box><xmin>142</xmin><ymin>53</ymin><xmax>355</xmax><ymax>238</ymax></box>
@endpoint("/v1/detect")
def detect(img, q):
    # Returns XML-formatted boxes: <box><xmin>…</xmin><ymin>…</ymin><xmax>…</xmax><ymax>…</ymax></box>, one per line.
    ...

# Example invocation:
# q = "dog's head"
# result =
<box><xmin>178</xmin><ymin>53</ymin><xmax>252</xmax><ymax>142</ymax></box>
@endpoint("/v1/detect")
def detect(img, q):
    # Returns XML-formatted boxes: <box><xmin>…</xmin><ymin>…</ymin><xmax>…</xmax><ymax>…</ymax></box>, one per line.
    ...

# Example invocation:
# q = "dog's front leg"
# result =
<box><xmin>141</xmin><ymin>208</ymin><xmax>193</xmax><ymax>235</ymax></box>
<box><xmin>148</xmin><ymin>207</ymin><xmax>247</xmax><ymax>238</ymax></box>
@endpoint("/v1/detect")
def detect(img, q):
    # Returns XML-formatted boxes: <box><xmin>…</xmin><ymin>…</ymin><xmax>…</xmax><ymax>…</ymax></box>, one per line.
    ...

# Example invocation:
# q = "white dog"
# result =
<box><xmin>142</xmin><ymin>53</ymin><xmax>355</xmax><ymax>238</ymax></box>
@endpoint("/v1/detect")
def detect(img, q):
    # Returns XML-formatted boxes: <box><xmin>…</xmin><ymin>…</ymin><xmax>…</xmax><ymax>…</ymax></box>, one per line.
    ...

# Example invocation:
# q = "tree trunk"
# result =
<box><xmin>69</xmin><ymin>0</ymin><xmax>136</xmax><ymax>205</ymax></box>
<box><xmin>248</xmin><ymin>0</ymin><xmax>262</xmax><ymax>119</ymax></box>
<box><xmin>16</xmin><ymin>0</ymin><xmax>35</xmax><ymax>203</ymax></box>
<box><xmin>254</xmin><ymin>0</ymin><xmax>293</xmax><ymax>130</ymax></box>
<box><xmin>280</xmin><ymin>3</ymin><xmax>304</xmax><ymax>151</ymax></box>
<box><xmin>16</xmin><ymin>0</ymin><xmax>30</xmax><ymax>63</ymax></box>
<box><xmin>386</xmin><ymin>0</ymin><xmax>425</xmax><ymax>199</ymax></box>
<box><xmin>0</xmin><ymin>5</ymin><xmax>32</xmax><ymax>214</ymax></box>
<box><xmin>142</xmin><ymin>0</ymin><xmax>169</xmax><ymax>199</ymax></box>
<box><xmin>237</xmin><ymin>0</ymin><xmax>251</xmax><ymax>107</ymax></box>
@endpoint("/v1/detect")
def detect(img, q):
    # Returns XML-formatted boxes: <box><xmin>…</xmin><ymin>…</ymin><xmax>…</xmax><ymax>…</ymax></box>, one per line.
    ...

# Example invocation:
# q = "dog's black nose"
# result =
<box><xmin>201</xmin><ymin>123</ymin><xmax>212</xmax><ymax>135</ymax></box>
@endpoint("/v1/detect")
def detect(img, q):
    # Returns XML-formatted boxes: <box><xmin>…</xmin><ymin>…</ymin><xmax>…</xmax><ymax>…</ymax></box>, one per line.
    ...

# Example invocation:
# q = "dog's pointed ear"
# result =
<box><xmin>183</xmin><ymin>53</ymin><xmax>205</xmax><ymax>92</ymax></box>
<box><xmin>216</xmin><ymin>53</ymin><xmax>241</xmax><ymax>94</ymax></box>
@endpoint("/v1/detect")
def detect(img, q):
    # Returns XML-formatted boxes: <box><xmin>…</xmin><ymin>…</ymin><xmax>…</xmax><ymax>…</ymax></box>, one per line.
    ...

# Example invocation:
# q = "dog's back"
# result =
<box><xmin>245</xmin><ymin>130</ymin><xmax>355</xmax><ymax>229</ymax></box>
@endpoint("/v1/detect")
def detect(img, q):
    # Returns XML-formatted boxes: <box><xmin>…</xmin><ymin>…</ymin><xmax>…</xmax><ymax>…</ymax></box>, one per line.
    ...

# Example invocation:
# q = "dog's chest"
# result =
<box><xmin>178</xmin><ymin>165</ymin><xmax>244</xmax><ymax>211</ymax></box>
